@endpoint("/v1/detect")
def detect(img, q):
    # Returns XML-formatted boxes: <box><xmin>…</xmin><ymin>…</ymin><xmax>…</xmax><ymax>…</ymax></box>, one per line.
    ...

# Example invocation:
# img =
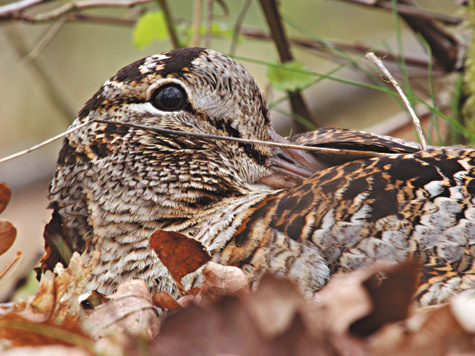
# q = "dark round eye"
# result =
<box><xmin>150</xmin><ymin>84</ymin><xmax>188</xmax><ymax>111</ymax></box>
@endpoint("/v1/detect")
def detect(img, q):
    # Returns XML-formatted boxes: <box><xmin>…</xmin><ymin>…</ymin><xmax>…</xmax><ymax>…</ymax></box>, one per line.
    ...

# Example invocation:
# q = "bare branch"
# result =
<box><xmin>229</xmin><ymin>0</ymin><xmax>252</xmax><ymax>55</ymax></box>
<box><xmin>0</xmin><ymin>0</ymin><xmax>42</xmax><ymax>20</ymax></box>
<box><xmin>0</xmin><ymin>251</ymin><xmax>23</xmax><ymax>281</ymax></box>
<box><xmin>0</xmin><ymin>122</ymin><xmax>89</xmax><ymax>164</ymax></box>
<box><xmin>366</xmin><ymin>52</ymin><xmax>427</xmax><ymax>150</ymax></box>
<box><xmin>156</xmin><ymin>0</ymin><xmax>182</xmax><ymax>49</ymax></box>
<box><xmin>4</xmin><ymin>27</ymin><xmax>76</xmax><ymax>122</ymax></box>
<box><xmin>258</xmin><ymin>0</ymin><xmax>319</xmax><ymax>131</ymax></box>
<box><xmin>190</xmin><ymin>0</ymin><xmax>202</xmax><ymax>47</ymax></box>
<box><xmin>205</xmin><ymin>0</ymin><xmax>213</xmax><ymax>48</ymax></box>
<box><xmin>0</xmin><ymin>0</ymin><xmax>153</xmax><ymax>23</ymax></box>
<box><xmin>339</xmin><ymin>0</ymin><xmax>463</xmax><ymax>25</ymax></box>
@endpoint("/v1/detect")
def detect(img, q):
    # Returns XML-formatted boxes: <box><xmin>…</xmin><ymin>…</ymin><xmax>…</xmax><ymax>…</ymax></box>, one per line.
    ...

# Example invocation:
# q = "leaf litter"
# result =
<box><xmin>0</xmin><ymin>221</ymin><xmax>474</xmax><ymax>355</ymax></box>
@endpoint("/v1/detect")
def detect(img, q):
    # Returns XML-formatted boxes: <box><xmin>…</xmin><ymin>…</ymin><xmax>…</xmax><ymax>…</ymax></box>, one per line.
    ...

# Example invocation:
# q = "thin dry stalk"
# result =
<box><xmin>366</xmin><ymin>52</ymin><xmax>427</xmax><ymax>150</ymax></box>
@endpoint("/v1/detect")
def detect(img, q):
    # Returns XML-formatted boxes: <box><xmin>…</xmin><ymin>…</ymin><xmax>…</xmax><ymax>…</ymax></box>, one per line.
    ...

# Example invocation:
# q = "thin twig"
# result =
<box><xmin>92</xmin><ymin>119</ymin><xmax>393</xmax><ymax>157</ymax></box>
<box><xmin>0</xmin><ymin>0</ymin><xmax>153</xmax><ymax>23</ymax></box>
<box><xmin>4</xmin><ymin>27</ymin><xmax>76</xmax><ymax>123</ymax></box>
<box><xmin>0</xmin><ymin>251</ymin><xmax>22</xmax><ymax>281</ymax></box>
<box><xmin>204</xmin><ymin>0</ymin><xmax>213</xmax><ymax>48</ymax></box>
<box><xmin>258</xmin><ymin>0</ymin><xmax>319</xmax><ymax>131</ymax></box>
<box><xmin>366</xmin><ymin>52</ymin><xmax>427</xmax><ymax>150</ymax></box>
<box><xmin>0</xmin><ymin>0</ymin><xmax>42</xmax><ymax>19</ymax></box>
<box><xmin>229</xmin><ymin>0</ymin><xmax>252</xmax><ymax>55</ymax></box>
<box><xmin>338</xmin><ymin>0</ymin><xmax>462</xmax><ymax>25</ymax></box>
<box><xmin>20</xmin><ymin>16</ymin><xmax>67</xmax><ymax>66</ymax></box>
<box><xmin>190</xmin><ymin>0</ymin><xmax>202</xmax><ymax>47</ymax></box>
<box><xmin>0</xmin><ymin>122</ymin><xmax>89</xmax><ymax>164</ymax></box>
<box><xmin>0</xmin><ymin>118</ymin><xmax>395</xmax><ymax>164</ymax></box>
<box><xmin>156</xmin><ymin>0</ymin><xmax>181</xmax><ymax>49</ymax></box>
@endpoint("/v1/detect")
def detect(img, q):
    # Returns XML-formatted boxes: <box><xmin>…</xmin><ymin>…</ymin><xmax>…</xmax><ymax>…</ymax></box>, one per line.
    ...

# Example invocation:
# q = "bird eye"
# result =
<box><xmin>150</xmin><ymin>84</ymin><xmax>188</xmax><ymax>111</ymax></box>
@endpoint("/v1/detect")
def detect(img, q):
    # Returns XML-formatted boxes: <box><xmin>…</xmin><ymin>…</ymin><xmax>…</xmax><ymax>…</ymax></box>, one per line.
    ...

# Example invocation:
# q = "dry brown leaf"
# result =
<box><xmin>317</xmin><ymin>268</ymin><xmax>374</xmax><ymax>334</ymax></box>
<box><xmin>9</xmin><ymin>250</ymin><xmax>100</xmax><ymax>324</ymax></box>
<box><xmin>1</xmin><ymin>345</ymin><xmax>91</xmax><ymax>356</ymax></box>
<box><xmin>269</xmin><ymin>313</ymin><xmax>334</xmax><ymax>356</ymax></box>
<box><xmin>0</xmin><ymin>219</ymin><xmax>17</xmax><ymax>256</ymax></box>
<box><xmin>369</xmin><ymin>304</ymin><xmax>475</xmax><ymax>356</ymax></box>
<box><xmin>246</xmin><ymin>273</ymin><xmax>307</xmax><ymax>338</ymax></box>
<box><xmin>350</xmin><ymin>259</ymin><xmax>419</xmax><ymax>337</ymax></box>
<box><xmin>149</xmin><ymin>229</ymin><xmax>211</xmax><ymax>291</ymax></box>
<box><xmin>316</xmin><ymin>260</ymin><xmax>419</xmax><ymax>337</ymax></box>
<box><xmin>152</xmin><ymin>291</ymin><xmax>183</xmax><ymax>310</ymax></box>
<box><xmin>450</xmin><ymin>290</ymin><xmax>475</xmax><ymax>333</ymax></box>
<box><xmin>0</xmin><ymin>314</ymin><xmax>94</xmax><ymax>351</ymax></box>
<box><xmin>146</xmin><ymin>273</ymin><xmax>363</xmax><ymax>356</ymax></box>
<box><xmin>84</xmin><ymin>279</ymin><xmax>159</xmax><ymax>340</ymax></box>
<box><xmin>149</xmin><ymin>297</ymin><xmax>267</xmax><ymax>356</ymax></box>
<box><xmin>200</xmin><ymin>261</ymin><xmax>250</xmax><ymax>302</ymax></box>
<box><xmin>0</xmin><ymin>182</ymin><xmax>11</xmax><ymax>214</ymax></box>
<box><xmin>35</xmin><ymin>210</ymin><xmax>73</xmax><ymax>279</ymax></box>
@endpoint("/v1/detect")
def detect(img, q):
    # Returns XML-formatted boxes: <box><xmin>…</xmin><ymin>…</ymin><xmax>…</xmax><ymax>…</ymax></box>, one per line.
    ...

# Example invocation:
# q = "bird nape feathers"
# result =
<box><xmin>37</xmin><ymin>47</ymin><xmax>475</xmax><ymax>307</ymax></box>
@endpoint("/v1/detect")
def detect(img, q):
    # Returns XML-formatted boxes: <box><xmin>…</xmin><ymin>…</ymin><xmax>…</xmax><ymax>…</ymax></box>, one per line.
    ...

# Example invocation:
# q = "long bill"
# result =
<box><xmin>259</xmin><ymin>128</ymin><xmax>328</xmax><ymax>189</ymax></box>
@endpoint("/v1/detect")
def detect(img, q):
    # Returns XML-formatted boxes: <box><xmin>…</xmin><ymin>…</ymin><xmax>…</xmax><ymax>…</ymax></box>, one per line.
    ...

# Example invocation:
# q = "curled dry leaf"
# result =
<box><xmin>8</xmin><ymin>250</ymin><xmax>101</xmax><ymax>324</ymax></box>
<box><xmin>83</xmin><ymin>279</ymin><xmax>159</xmax><ymax>341</ymax></box>
<box><xmin>0</xmin><ymin>182</ymin><xmax>11</xmax><ymax>214</ymax></box>
<box><xmin>149</xmin><ymin>297</ymin><xmax>267</xmax><ymax>356</ymax></box>
<box><xmin>200</xmin><ymin>261</ymin><xmax>250</xmax><ymax>302</ymax></box>
<box><xmin>152</xmin><ymin>291</ymin><xmax>183</xmax><ymax>310</ymax></box>
<box><xmin>1</xmin><ymin>345</ymin><xmax>90</xmax><ymax>356</ymax></box>
<box><xmin>368</xmin><ymin>304</ymin><xmax>475</xmax><ymax>356</ymax></box>
<box><xmin>450</xmin><ymin>290</ymin><xmax>475</xmax><ymax>333</ymax></box>
<box><xmin>317</xmin><ymin>260</ymin><xmax>419</xmax><ymax>337</ymax></box>
<box><xmin>350</xmin><ymin>259</ymin><xmax>419</xmax><ymax>337</ymax></box>
<box><xmin>147</xmin><ymin>273</ymin><xmax>357</xmax><ymax>356</ymax></box>
<box><xmin>35</xmin><ymin>210</ymin><xmax>74</xmax><ymax>279</ymax></box>
<box><xmin>0</xmin><ymin>219</ymin><xmax>17</xmax><ymax>256</ymax></box>
<box><xmin>246</xmin><ymin>273</ymin><xmax>308</xmax><ymax>338</ymax></box>
<box><xmin>149</xmin><ymin>229</ymin><xmax>211</xmax><ymax>291</ymax></box>
<box><xmin>0</xmin><ymin>314</ymin><xmax>94</xmax><ymax>351</ymax></box>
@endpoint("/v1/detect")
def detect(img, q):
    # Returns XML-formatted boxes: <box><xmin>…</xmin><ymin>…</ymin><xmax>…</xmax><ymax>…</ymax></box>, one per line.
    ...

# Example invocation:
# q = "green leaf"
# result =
<box><xmin>133</xmin><ymin>11</ymin><xmax>168</xmax><ymax>49</ymax></box>
<box><xmin>208</xmin><ymin>22</ymin><xmax>233</xmax><ymax>38</ymax></box>
<box><xmin>266</xmin><ymin>60</ymin><xmax>315</xmax><ymax>92</ymax></box>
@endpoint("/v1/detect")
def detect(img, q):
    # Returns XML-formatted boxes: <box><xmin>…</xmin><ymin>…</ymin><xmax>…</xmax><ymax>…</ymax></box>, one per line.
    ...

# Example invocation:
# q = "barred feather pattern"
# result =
<box><xmin>42</xmin><ymin>47</ymin><xmax>475</xmax><ymax>306</ymax></box>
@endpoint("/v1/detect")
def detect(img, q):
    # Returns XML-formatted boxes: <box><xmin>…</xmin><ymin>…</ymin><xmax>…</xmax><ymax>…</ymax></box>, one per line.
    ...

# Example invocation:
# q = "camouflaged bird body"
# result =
<box><xmin>215</xmin><ymin>148</ymin><xmax>475</xmax><ymax>305</ymax></box>
<box><xmin>44</xmin><ymin>47</ymin><xmax>475</xmax><ymax>305</ymax></box>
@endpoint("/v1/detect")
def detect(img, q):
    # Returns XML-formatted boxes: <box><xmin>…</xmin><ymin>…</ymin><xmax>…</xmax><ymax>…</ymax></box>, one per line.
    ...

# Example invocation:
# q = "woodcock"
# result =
<box><xmin>37</xmin><ymin>47</ymin><xmax>475</xmax><ymax>307</ymax></box>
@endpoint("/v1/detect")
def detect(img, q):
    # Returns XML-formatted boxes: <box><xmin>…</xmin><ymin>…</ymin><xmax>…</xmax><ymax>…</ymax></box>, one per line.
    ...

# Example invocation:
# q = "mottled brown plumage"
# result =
<box><xmin>39</xmin><ymin>47</ymin><xmax>475</xmax><ymax>306</ymax></box>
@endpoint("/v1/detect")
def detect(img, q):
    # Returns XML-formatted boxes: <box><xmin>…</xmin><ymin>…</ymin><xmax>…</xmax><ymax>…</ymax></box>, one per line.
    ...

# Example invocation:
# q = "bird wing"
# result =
<box><xmin>220</xmin><ymin>147</ymin><xmax>475</xmax><ymax>305</ymax></box>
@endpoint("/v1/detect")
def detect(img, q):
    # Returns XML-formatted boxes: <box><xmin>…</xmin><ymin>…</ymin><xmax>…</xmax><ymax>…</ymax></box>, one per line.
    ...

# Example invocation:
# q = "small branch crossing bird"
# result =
<box><xmin>37</xmin><ymin>47</ymin><xmax>475</xmax><ymax>306</ymax></box>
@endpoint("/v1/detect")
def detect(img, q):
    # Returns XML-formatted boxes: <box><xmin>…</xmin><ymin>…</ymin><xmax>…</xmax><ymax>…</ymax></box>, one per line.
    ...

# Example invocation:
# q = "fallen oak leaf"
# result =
<box><xmin>0</xmin><ymin>182</ymin><xmax>11</xmax><ymax>214</ymax></box>
<box><xmin>149</xmin><ymin>230</ymin><xmax>211</xmax><ymax>292</ymax></box>
<box><xmin>0</xmin><ymin>219</ymin><xmax>17</xmax><ymax>256</ymax></box>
